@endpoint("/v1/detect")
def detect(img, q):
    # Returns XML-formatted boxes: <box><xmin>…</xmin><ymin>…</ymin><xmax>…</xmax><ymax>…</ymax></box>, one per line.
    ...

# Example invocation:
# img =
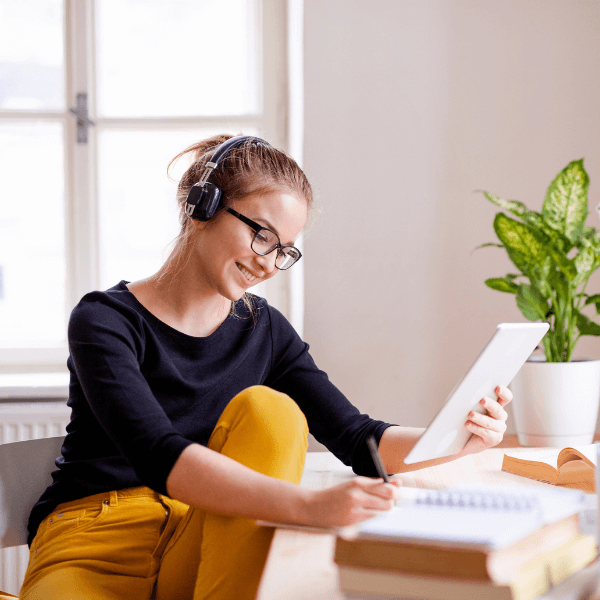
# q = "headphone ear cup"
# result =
<box><xmin>185</xmin><ymin>182</ymin><xmax>222</xmax><ymax>221</ymax></box>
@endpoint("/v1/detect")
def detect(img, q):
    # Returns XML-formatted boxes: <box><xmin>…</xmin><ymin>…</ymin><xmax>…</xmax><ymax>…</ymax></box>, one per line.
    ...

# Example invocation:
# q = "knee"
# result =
<box><xmin>230</xmin><ymin>386</ymin><xmax>308</xmax><ymax>439</ymax></box>
<box><xmin>214</xmin><ymin>386</ymin><xmax>308</xmax><ymax>482</ymax></box>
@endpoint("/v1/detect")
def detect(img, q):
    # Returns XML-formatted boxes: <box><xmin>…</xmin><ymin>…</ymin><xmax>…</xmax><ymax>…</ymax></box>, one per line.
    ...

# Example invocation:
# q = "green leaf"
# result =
<box><xmin>533</xmin><ymin>219</ymin><xmax>573</xmax><ymax>254</ymax></box>
<box><xmin>482</xmin><ymin>192</ymin><xmax>530</xmax><ymax>218</ymax></box>
<box><xmin>493</xmin><ymin>213</ymin><xmax>548</xmax><ymax>275</ymax></box>
<box><xmin>485</xmin><ymin>277</ymin><xmax>518</xmax><ymax>293</ymax></box>
<box><xmin>549</xmin><ymin>269</ymin><xmax>570</xmax><ymax>305</ymax></box>
<box><xmin>573</xmin><ymin>247</ymin><xmax>595</xmax><ymax>287</ymax></box>
<box><xmin>542</xmin><ymin>159</ymin><xmax>589</xmax><ymax>244</ymax></box>
<box><xmin>520</xmin><ymin>211</ymin><xmax>572</xmax><ymax>252</ymax></box>
<box><xmin>475</xmin><ymin>242</ymin><xmax>504</xmax><ymax>249</ymax></box>
<box><xmin>481</xmin><ymin>190</ymin><xmax>574</xmax><ymax>253</ymax></box>
<box><xmin>519</xmin><ymin>210</ymin><xmax>548</xmax><ymax>232</ymax></box>
<box><xmin>576</xmin><ymin>310</ymin><xmax>600</xmax><ymax>336</ymax></box>
<box><xmin>528</xmin><ymin>256</ymin><xmax>552</xmax><ymax>298</ymax></box>
<box><xmin>582</xmin><ymin>227</ymin><xmax>600</xmax><ymax>251</ymax></box>
<box><xmin>584</xmin><ymin>294</ymin><xmax>600</xmax><ymax>314</ymax></box>
<box><xmin>482</xmin><ymin>192</ymin><xmax>554</xmax><ymax>242</ymax></box>
<box><xmin>547</xmin><ymin>247</ymin><xmax>577</xmax><ymax>280</ymax></box>
<box><xmin>516</xmin><ymin>284</ymin><xmax>549</xmax><ymax>321</ymax></box>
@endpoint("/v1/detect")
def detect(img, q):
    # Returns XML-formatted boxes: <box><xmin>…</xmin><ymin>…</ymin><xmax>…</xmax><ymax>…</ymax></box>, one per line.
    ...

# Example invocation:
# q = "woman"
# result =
<box><xmin>19</xmin><ymin>135</ymin><xmax>512</xmax><ymax>600</ymax></box>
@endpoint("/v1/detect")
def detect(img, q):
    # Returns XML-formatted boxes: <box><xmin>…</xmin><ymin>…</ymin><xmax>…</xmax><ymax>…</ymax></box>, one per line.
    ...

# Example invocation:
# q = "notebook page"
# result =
<box><xmin>451</xmin><ymin>483</ymin><xmax>585</xmax><ymax>523</ymax></box>
<box><xmin>356</xmin><ymin>484</ymin><xmax>585</xmax><ymax>550</ymax></box>
<box><xmin>357</xmin><ymin>504</ymin><xmax>540</xmax><ymax>549</ymax></box>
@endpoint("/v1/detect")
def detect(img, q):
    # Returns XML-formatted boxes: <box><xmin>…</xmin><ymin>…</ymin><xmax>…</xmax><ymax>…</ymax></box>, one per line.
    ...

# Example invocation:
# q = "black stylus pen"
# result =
<box><xmin>367</xmin><ymin>436</ymin><xmax>390</xmax><ymax>483</ymax></box>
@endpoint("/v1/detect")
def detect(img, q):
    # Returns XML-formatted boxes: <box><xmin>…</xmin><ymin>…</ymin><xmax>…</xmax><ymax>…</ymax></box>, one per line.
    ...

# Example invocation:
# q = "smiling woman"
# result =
<box><xmin>166</xmin><ymin>187</ymin><xmax>307</xmax><ymax>336</ymax></box>
<box><xmin>133</xmin><ymin>135</ymin><xmax>312</xmax><ymax>335</ymax></box>
<box><xmin>17</xmin><ymin>135</ymin><xmax>513</xmax><ymax>600</ymax></box>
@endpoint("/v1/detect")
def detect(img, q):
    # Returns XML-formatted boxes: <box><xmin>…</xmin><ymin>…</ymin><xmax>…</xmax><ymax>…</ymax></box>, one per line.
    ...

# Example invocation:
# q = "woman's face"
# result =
<box><xmin>191</xmin><ymin>190</ymin><xmax>308</xmax><ymax>302</ymax></box>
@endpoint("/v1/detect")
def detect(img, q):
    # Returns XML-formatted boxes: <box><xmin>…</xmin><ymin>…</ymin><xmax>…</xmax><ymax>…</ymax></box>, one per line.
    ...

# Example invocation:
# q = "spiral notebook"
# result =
<box><xmin>352</xmin><ymin>484</ymin><xmax>585</xmax><ymax>550</ymax></box>
<box><xmin>257</xmin><ymin>484</ymin><xmax>585</xmax><ymax>549</ymax></box>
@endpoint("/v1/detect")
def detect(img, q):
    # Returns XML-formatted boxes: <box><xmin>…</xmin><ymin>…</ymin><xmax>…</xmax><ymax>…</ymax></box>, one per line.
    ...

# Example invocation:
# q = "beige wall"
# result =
<box><xmin>302</xmin><ymin>0</ymin><xmax>600</xmax><ymax>443</ymax></box>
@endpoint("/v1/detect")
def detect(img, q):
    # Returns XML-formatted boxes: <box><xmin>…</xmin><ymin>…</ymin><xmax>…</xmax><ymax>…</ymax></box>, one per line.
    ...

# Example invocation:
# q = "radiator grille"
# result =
<box><xmin>0</xmin><ymin>402</ymin><xmax>70</xmax><ymax>596</ymax></box>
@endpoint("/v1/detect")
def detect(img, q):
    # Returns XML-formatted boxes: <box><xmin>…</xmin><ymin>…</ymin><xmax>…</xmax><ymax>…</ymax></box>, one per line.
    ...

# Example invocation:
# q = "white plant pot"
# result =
<box><xmin>510</xmin><ymin>357</ymin><xmax>600</xmax><ymax>447</ymax></box>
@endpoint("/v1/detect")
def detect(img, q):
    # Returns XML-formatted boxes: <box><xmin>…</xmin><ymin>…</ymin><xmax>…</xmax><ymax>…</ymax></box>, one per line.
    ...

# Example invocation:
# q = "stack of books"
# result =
<box><xmin>335</xmin><ymin>484</ymin><xmax>596</xmax><ymax>600</ymax></box>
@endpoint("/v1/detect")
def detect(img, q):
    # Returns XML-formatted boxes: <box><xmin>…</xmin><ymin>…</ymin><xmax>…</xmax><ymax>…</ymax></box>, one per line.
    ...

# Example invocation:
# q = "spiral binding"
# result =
<box><xmin>413</xmin><ymin>489</ymin><xmax>539</xmax><ymax>512</ymax></box>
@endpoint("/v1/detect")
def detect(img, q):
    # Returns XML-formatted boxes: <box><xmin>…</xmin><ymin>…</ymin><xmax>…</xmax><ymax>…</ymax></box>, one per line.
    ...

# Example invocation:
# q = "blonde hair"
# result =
<box><xmin>163</xmin><ymin>134</ymin><xmax>313</xmax><ymax>313</ymax></box>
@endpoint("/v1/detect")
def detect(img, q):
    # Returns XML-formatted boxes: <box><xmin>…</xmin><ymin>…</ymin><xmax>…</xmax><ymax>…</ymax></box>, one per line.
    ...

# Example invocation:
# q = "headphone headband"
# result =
<box><xmin>185</xmin><ymin>135</ymin><xmax>270</xmax><ymax>221</ymax></box>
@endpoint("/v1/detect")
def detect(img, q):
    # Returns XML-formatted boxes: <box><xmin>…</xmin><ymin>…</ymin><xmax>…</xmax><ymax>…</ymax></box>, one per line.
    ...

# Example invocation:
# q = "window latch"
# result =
<box><xmin>68</xmin><ymin>93</ymin><xmax>95</xmax><ymax>144</ymax></box>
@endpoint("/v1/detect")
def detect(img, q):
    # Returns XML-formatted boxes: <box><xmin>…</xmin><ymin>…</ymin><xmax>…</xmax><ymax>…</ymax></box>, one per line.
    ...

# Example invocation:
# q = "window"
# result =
<box><xmin>0</xmin><ymin>0</ymin><xmax>292</xmax><ymax>372</ymax></box>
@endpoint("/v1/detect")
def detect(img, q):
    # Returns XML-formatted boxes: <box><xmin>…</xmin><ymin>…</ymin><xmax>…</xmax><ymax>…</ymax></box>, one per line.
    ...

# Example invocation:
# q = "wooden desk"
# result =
<box><xmin>256</xmin><ymin>436</ymin><xmax>594</xmax><ymax>600</ymax></box>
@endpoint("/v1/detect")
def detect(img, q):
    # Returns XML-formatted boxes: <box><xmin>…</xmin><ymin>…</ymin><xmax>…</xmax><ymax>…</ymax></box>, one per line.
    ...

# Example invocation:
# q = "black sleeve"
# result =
<box><xmin>67</xmin><ymin>295</ymin><xmax>193</xmax><ymax>494</ymax></box>
<box><xmin>263</xmin><ymin>304</ymin><xmax>395</xmax><ymax>477</ymax></box>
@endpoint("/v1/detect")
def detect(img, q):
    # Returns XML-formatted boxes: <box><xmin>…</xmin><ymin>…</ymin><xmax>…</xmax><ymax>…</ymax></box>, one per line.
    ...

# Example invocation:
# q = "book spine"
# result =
<box><xmin>335</xmin><ymin>537</ymin><xmax>491</xmax><ymax>580</ymax></box>
<box><xmin>337</xmin><ymin>535</ymin><xmax>597</xmax><ymax>600</ymax></box>
<box><xmin>546</xmin><ymin>535</ymin><xmax>597</xmax><ymax>585</ymax></box>
<box><xmin>338</xmin><ymin>567</ymin><xmax>516</xmax><ymax>600</ymax></box>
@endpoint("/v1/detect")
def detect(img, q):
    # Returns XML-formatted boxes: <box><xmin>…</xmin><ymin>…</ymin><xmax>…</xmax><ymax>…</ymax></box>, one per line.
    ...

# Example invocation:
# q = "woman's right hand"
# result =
<box><xmin>303</xmin><ymin>477</ymin><xmax>400</xmax><ymax>528</ymax></box>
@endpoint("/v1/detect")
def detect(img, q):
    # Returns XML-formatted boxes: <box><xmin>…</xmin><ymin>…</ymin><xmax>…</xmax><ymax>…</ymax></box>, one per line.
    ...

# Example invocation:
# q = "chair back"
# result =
<box><xmin>0</xmin><ymin>436</ymin><xmax>65</xmax><ymax>548</ymax></box>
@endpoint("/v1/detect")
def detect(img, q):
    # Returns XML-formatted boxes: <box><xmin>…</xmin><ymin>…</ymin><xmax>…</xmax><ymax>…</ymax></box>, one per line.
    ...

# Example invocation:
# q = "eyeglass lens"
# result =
<box><xmin>251</xmin><ymin>229</ymin><xmax>300</xmax><ymax>270</ymax></box>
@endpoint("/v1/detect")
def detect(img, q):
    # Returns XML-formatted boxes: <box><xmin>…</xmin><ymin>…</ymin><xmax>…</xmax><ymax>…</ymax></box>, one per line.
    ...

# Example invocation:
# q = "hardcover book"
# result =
<box><xmin>338</xmin><ymin>534</ymin><xmax>596</xmax><ymax>600</ymax></box>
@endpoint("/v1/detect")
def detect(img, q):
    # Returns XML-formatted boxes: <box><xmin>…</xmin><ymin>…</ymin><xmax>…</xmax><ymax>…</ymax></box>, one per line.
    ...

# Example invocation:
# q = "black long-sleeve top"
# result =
<box><xmin>28</xmin><ymin>281</ymin><xmax>393</xmax><ymax>545</ymax></box>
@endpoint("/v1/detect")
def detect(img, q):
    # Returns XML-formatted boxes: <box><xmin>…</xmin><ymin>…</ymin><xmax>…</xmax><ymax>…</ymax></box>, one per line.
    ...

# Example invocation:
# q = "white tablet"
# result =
<box><xmin>404</xmin><ymin>322</ymin><xmax>549</xmax><ymax>464</ymax></box>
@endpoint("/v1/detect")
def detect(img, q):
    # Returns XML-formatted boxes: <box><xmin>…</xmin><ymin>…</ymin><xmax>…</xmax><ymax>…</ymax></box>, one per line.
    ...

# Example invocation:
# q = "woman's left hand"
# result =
<box><xmin>461</xmin><ymin>385</ymin><xmax>513</xmax><ymax>455</ymax></box>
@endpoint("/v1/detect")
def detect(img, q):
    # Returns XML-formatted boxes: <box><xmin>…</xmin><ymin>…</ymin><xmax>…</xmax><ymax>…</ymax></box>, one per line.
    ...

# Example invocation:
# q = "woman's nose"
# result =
<box><xmin>255</xmin><ymin>251</ymin><xmax>278</xmax><ymax>274</ymax></box>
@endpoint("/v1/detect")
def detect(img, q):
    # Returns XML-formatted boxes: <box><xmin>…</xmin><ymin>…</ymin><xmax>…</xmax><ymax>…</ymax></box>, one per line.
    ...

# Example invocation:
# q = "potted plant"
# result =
<box><xmin>480</xmin><ymin>159</ymin><xmax>600</xmax><ymax>447</ymax></box>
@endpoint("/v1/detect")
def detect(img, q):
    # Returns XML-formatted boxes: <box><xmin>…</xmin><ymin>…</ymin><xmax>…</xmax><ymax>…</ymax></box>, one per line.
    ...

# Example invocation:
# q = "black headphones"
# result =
<box><xmin>184</xmin><ymin>135</ymin><xmax>271</xmax><ymax>221</ymax></box>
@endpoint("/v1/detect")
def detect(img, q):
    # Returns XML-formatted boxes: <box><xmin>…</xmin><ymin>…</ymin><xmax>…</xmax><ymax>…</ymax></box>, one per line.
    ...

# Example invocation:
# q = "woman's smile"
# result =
<box><xmin>236</xmin><ymin>263</ymin><xmax>257</xmax><ymax>283</ymax></box>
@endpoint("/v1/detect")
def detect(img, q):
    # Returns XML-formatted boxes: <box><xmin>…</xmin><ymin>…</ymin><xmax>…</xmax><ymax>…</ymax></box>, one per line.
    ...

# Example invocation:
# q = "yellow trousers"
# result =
<box><xmin>17</xmin><ymin>386</ymin><xmax>309</xmax><ymax>600</ymax></box>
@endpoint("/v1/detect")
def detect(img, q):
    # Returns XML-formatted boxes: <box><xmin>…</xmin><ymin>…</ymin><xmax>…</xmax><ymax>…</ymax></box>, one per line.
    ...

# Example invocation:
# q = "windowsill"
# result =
<box><xmin>0</xmin><ymin>372</ymin><xmax>69</xmax><ymax>400</ymax></box>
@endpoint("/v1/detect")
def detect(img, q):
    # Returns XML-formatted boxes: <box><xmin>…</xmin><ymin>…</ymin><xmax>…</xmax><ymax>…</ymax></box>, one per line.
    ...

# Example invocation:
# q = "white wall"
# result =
<box><xmin>302</xmin><ymin>0</ymin><xmax>600</xmax><ymax>439</ymax></box>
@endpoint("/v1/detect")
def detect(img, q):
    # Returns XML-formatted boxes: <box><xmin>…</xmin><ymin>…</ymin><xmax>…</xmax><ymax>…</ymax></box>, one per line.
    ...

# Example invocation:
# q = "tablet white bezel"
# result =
<box><xmin>403</xmin><ymin>322</ymin><xmax>549</xmax><ymax>464</ymax></box>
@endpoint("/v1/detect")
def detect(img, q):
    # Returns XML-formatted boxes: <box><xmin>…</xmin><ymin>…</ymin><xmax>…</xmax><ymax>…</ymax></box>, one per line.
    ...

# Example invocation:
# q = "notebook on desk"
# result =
<box><xmin>336</xmin><ymin>485</ymin><xmax>593</xmax><ymax>599</ymax></box>
<box><xmin>257</xmin><ymin>483</ymin><xmax>585</xmax><ymax>550</ymax></box>
<box><xmin>350</xmin><ymin>483</ymin><xmax>584</xmax><ymax>550</ymax></box>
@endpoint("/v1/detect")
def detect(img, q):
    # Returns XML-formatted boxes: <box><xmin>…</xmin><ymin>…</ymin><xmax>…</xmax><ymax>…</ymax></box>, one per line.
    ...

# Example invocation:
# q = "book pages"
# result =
<box><xmin>504</xmin><ymin>445</ymin><xmax>597</xmax><ymax>468</ymax></box>
<box><xmin>503</xmin><ymin>448</ymin><xmax>563</xmax><ymax>467</ymax></box>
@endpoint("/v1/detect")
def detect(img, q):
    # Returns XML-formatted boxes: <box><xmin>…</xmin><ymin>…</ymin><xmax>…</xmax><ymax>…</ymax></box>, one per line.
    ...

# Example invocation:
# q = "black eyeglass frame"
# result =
<box><xmin>225</xmin><ymin>208</ymin><xmax>302</xmax><ymax>270</ymax></box>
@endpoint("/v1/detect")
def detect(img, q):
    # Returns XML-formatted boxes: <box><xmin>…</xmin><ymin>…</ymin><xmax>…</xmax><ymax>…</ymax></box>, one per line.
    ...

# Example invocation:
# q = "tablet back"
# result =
<box><xmin>404</xmin><ymin>323</ymin><xmax>549</xmax><ymax>464</ymax></box>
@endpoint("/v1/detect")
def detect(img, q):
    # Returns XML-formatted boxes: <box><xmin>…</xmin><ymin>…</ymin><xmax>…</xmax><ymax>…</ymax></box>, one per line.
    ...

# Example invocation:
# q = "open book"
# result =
<box><xmin>502</xmin><ymin>445</ymin><xmax>596</xmax><ymax>493</ymax></box>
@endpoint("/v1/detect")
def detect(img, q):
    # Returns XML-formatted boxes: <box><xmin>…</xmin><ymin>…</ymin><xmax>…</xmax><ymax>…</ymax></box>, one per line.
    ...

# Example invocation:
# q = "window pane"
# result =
<box><xmin>0</xmin><ymin>122</ymin><xmax>66</xmax><ymax>346</ymax></box>
<box><xmin>0</xmin><ymin>0</ymin><xmax>65</xmax><ymax>110</ymax></box>
<box><xmin>95</xmin><ymin>0</ymin><xmax>260</xmax><ymax>118</ymax></box>
<box><xmin>98</xmin><ymin>129</ymin><xmax>256</xmax><ymax>289</ymax></box>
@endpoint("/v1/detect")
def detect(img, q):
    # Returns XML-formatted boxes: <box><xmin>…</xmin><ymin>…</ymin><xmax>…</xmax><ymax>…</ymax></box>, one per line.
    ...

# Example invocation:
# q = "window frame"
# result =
<box><xmin>0</xmin><ymin>0</ymin><xmax>297</xmax><ymax>374</ymax></box>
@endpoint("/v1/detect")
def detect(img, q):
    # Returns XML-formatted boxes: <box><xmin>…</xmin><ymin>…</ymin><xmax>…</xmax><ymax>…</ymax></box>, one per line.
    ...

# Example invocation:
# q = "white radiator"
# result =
<box><xmin>0</xmin><ymin>402</ymin><xmax>70</xmax><ymax>596</ymax></box>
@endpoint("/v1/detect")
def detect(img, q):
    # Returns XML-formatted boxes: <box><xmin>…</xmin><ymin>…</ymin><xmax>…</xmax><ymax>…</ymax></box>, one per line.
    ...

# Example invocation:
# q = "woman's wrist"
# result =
<box><xmin>289</xmin><ymin>486</ymin><xmax>315</xmax><ymax>525</ymax></box>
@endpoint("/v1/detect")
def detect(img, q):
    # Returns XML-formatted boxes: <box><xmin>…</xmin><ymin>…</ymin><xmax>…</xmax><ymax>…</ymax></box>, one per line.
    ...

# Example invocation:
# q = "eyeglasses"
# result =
<box><xmin>226</xmin><ymin>208</ymin><xmax>302</xmax><ymax>270</ymax></box>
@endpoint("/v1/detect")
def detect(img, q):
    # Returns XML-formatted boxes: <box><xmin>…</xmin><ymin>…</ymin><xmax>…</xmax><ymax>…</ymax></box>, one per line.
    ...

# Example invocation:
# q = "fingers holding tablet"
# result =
<box><xmin>495</xmin><ymin>385</ymin><xmax>513</xmax><ymax>407</ymax></box>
